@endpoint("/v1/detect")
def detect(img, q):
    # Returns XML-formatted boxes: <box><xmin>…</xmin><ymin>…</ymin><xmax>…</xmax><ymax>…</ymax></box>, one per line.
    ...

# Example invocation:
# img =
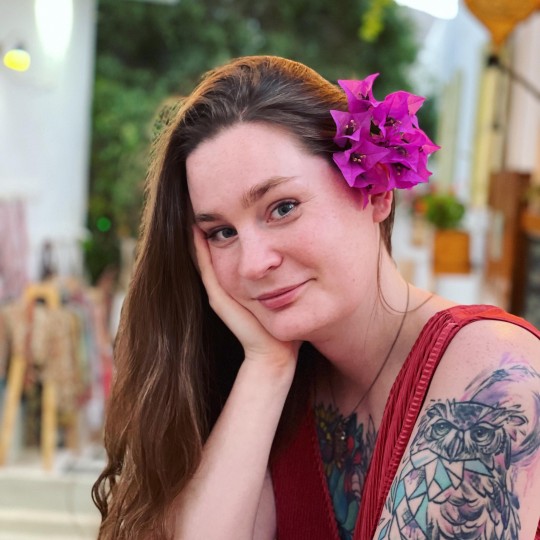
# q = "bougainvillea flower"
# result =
<box><xmin>330</xmin><ymin>110</ymin><xmax>370</xmax><ymax>148</ymax></box>
<box><xmin>385</xmin><ymin>90</ymin><xmax>424</xmax><ymax>117</ymax></box>
<box><xmin>333</xmin><ymin>141</ymin><xmax>391</xmax><ymax>188</ymax></box>
<box><xmin>381</xmin><ymin>143</ymin><xmax>420</xmax><ymax>171</ymax></box>
<box><xmin>392</xmin><ymin>165</ymin><xmax>429</xmax><ymax>189</ymax></box>
<box><xmin>330</xmin><ymin>74</ymin><xmax>440</xmax><ymax>202</ymax></box>
<box><xmin>372</xmin><ymin>91</ymin><xmax>425</xmax><ymax>140</ymax></box>
<box><xmin>337</xmin><ymin>74</ymin><xmax>380</xmax><ymax>112</ymax></box>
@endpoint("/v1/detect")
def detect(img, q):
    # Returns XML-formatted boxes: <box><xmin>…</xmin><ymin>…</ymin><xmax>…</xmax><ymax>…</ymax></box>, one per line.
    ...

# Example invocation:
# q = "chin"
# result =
<box><xmin>259</xmin><ymin>311</ymin><xmax>331</xmax><ymax>343</ymax></box>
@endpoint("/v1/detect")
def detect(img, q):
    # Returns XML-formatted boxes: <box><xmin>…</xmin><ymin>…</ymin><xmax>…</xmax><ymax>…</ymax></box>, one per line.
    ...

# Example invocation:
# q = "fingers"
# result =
<box><xmin>192</xmin><ymin>225</ymin><xmax>245</xmax><ymax>313</ymax></box>
<box><xmin>192</xmin><ymin>226</ymin><xmax>232</xmax><ymax>311</ymax></box>
<box><xmin>192</xmin><ymin>226</ymin><xmax>211</xmax><ymax>280</ymax></box>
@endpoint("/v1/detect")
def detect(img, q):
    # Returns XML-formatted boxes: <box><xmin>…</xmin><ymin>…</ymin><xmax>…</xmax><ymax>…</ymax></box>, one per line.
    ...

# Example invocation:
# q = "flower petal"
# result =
<box><xmin>338</xmin><ymin>74</ymin><xmax>380</xmax><ymax>113</ymax></box>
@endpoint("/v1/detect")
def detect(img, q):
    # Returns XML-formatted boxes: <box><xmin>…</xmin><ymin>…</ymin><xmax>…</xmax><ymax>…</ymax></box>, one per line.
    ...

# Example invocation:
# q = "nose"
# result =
<box><xmin>237</xmin><ymin>231</ymin><xmax>283</xmax><ymax>281</ymax></box>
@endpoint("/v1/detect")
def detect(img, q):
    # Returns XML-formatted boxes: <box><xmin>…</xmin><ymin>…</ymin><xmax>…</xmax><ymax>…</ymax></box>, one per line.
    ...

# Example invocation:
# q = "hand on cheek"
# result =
<box><xmin>192</xmin><ymin>226</ymin><xmax>301</xmax><ymax>369</ymax></box>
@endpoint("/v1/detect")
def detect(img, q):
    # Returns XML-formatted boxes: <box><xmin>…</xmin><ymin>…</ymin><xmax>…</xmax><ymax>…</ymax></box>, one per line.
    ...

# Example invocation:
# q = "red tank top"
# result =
<box><xmin>271</xmin><ymin>305</ymin><xmax>540</xmax><ymax>540</ymax></box>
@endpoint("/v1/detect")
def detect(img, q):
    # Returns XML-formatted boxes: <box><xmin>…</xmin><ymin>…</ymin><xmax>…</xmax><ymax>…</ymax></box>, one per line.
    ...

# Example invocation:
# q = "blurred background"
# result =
<box><xmin>1</xmin><ymin>0</ymin><xmax>540</xmax><ymax>537</ymax></box>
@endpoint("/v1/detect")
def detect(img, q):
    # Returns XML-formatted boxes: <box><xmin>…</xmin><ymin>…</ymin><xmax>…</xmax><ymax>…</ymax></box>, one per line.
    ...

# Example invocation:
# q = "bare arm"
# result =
<box><xmin>374</xmin><ymin>321</ymin><xmax>540</xmax><ymax>540</ymax></box>
<box><xmin>253</xmin><ymin>470</ymin><xmax>277</xmax><ymax>540</ymax></box>
<box><xmin>172</xmin><ymin>228</ymin><xmax>298</xmax><ymax>540</ymax></box>
<box><xmin>174</xmin><ymin>358</ymin><xmax>291</xmax><ymax>539</ymax></box>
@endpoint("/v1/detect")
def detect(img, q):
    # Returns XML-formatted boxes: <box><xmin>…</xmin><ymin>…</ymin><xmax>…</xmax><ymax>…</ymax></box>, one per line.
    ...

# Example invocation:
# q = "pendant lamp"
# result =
<box><xmin>464</xmin><ymin>0</ymin><xmax>539</xmax><ymax>48</ymax></box>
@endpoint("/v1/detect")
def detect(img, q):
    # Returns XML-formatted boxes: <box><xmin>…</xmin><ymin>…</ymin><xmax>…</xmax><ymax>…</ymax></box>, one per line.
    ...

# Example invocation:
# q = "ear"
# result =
<box><xmin>370</xmin><ymin>190</ymin><xmax>393</xmax><ymax>223</ymax></box>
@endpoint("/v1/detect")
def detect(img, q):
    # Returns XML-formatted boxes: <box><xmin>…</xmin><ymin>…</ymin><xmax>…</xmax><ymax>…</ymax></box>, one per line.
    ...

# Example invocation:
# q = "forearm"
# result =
<box><xmin>173</xmin><ymin>358</ymin><xmax>295</xmax><ymax>540</ymax></box>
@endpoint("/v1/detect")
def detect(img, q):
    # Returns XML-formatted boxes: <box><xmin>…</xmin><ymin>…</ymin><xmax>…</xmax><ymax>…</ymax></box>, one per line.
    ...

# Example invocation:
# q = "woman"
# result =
<box><xmin>93</xmin><ymin>56</ymin><xmax>540</xmax><ymax>540</ymax></box>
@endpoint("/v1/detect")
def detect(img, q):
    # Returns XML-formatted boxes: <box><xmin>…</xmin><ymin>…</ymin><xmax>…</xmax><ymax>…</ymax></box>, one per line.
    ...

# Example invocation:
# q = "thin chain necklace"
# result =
<box><xmin>329</xmin><ymin>282</ymin><xmax>410</xmax><ymax>417</ymax></box>
<box><xmin>316</xmin><ymin>285</ymin><xmax>434</xmax><ymax>473</ymax></box>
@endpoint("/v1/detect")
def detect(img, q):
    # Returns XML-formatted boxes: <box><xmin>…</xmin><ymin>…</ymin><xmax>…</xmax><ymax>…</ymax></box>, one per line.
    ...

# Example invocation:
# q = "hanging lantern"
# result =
<box><xmin>464</xmin><ymin>0</ymin><xmax>539</xmax><ymax>48</ymax></box>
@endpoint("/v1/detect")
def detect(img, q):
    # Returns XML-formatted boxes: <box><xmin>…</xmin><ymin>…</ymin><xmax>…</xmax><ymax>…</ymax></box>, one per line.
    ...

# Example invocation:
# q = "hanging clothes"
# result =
<box><xmin>0</xmin><ymin>199</ymin><xmax>29</xmax><ymax>303</ymax></box>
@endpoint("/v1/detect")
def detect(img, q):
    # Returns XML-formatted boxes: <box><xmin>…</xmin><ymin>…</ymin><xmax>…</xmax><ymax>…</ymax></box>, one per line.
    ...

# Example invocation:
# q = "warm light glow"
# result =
<box><xmin>395</xmin><ymin>0</ymin><xmax>459</xmax><ymax>19</ymax></box>
<box><xmin>35</xmin><ymin>0</ymin><xmax>74</xmax><ymax>61</ymax></box>
<box><xmin>3</xmin><ymin>48</ymin><xmax>31</xmax><ymax>72</ymax></box>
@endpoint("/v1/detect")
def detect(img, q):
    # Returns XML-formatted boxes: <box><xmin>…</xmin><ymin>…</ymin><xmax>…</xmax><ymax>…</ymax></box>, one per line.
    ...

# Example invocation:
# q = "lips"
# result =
<box><xmin>256</xmin><ymin>281</ymin><xmax>309</xmax><ymax>310</ymax></box>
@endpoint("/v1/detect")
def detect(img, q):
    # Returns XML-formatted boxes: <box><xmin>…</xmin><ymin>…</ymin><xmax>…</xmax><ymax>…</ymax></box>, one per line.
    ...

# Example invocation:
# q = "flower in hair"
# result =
<box><xmin>331</xmin><ymin>75</ymin><xmax>440</xmax><ymax>204</ymax></box>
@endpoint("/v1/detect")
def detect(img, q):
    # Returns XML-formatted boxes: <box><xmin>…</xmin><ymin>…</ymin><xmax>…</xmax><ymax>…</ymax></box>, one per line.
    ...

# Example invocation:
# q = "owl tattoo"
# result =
<box><xmin>379</xmin><ymin>399</ymin><xmax>528</xmax><ymax>540</ymax></box>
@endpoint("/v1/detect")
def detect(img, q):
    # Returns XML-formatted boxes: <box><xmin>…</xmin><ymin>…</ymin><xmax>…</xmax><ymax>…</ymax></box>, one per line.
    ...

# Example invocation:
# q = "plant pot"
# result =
<box><xmin>433</xmin><ymin>229</ymin><xmax>471</xmax><ymax>274</ymax></box>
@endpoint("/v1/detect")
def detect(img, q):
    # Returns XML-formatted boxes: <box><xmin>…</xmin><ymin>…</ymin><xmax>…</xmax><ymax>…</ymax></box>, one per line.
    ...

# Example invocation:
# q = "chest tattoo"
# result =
<box><xmin>315</xmin><ymin>403</ymin><xmax>378</xmax><ymax>540</ymax></box>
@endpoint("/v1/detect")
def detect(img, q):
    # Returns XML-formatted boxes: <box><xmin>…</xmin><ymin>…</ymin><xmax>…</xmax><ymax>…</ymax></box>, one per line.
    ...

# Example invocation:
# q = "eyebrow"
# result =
<box><xmin>194</xmin><ymin>175</ymin><xmax>295</xmax><ymax>223</ymax></box>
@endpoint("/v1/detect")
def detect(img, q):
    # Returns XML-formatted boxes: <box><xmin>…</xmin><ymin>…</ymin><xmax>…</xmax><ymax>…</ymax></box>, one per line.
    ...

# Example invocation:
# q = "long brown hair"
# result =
<box><xmin>92</xmin><ymin>55</ymin><xmax>395</xmax><ymax>539</ymax></box>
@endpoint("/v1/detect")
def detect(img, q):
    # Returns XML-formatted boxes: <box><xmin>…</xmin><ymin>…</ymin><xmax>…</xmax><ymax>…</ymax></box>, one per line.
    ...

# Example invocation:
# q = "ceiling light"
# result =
<box><xmin>3</xmin><ymin>46</ymin><xmax>31</xmax><ymax>72</ymax></box>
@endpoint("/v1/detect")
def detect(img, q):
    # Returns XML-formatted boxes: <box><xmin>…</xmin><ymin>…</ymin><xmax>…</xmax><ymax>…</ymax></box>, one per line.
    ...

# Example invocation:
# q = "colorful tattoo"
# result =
<box><xmin>315</xmin><ymin>403</ymin><xmax>377</xmax><ymax>540</ymax></box>
<box><xmin>379</xmin><ymin>361</ymin><xmax>540</xmax><ymax>540</ymax></box>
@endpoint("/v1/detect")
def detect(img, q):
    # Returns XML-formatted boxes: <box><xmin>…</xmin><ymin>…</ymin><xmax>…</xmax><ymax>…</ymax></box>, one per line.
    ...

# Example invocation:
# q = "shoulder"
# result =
<box><xmin>411</xmin><ymin>300</ymin><xmax>539</xmax><ymax>379</ymax></box>
<box><xmin>433</xmin><ymin>314</ymin><xmax>540</xmax><ymax>383</ymax></box>
<box><xmin>446</xmin><ymin>312</ymin><xmax>539</xmax><ymax>350</ymax></box>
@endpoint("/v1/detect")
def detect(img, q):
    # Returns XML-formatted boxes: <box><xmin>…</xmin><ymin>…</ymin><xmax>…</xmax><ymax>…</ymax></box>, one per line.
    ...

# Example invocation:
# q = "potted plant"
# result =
<box><xmin>423</xmin><ymin>191</ymin><xmax>470</xmax><ymax>274</ymax></box>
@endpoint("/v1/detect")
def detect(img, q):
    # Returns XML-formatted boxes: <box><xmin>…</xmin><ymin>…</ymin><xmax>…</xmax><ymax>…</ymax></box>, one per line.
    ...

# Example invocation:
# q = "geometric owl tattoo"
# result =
<box><xmin>379</xmin><ymin>400</ymin><xmax>526</xmax><ymax>539</ymax></box>
<box><xmin>378</xmin><ymin>364</ymin><xmax>540</xmax><ymax>540</ymax></box>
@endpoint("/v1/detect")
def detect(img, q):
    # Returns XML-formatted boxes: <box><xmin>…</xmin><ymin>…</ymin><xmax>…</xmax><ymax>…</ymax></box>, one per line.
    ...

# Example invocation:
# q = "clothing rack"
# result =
<box><xmin>0</xmin><ymin>282</ymin><xmax>71</xmax><ymax>469</ymax></box>
<box><xmin>0</xmin><ymin>278</ymin><xmax>113</xmax><ymax>469</ymax></box>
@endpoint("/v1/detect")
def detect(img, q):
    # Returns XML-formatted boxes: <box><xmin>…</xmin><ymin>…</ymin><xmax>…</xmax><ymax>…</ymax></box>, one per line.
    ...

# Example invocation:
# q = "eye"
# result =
<box><xmin>270</xmin><ymin>200</ymin><xmax>298</xmax><ymax>220</ymax></box>
<box><xmin>206</xmin><ymin>227</ymin><xmax>237</xmax><ymax>243</ymax></box>
<box><xmin>470</xmin><ymin>425</ymin><xmax>495</xmax><ymax>444</ymax></box>
<box><xmin>431</xmin><ymin>419</ymin><xmax>452</xmax><ymax>438</ymax></box>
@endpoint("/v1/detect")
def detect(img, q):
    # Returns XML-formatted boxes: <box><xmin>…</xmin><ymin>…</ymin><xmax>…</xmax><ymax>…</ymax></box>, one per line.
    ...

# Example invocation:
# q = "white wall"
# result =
<box><xmin>505</xmin><ymin>13</ymin><xmax>540</xmax><ymax>178</ymax></box>
<box><xmin>0</xmin><ymin>0</ymin><xmax>97</xmax><ymax>280</ymax></box>
<box><xmin>412</xmin><ymin>5</ymin><xmax>489</xmax><ymax>203</ymax></box>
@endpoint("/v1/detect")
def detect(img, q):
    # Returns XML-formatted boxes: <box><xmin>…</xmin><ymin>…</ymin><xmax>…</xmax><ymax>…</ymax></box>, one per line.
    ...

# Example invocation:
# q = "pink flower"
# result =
<box><xmin>330</xmin><ymin>110</ymin><xmax>370</xmax><ymax>148</ymax></box>
<box><xmin>337</xmin><ymin>74</ymin><xmax>380</xmax><ymax>112</ymax></box>
<box><xmin>331</xmin><ymin>76</ymin><xmax>440</xmax><ymax>204</ymax></box>
<box><xmin>333</xmin><ymin>140</ymin><xmax>391</xmax><ymax>187</ymax></box>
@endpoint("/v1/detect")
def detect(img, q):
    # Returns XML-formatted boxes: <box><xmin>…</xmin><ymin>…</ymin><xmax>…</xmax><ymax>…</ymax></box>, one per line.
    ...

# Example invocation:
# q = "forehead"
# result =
<box><xmin>186</xmin><ymin>123</ymin><xmax>313</xmax><ymax>205</ymax></box>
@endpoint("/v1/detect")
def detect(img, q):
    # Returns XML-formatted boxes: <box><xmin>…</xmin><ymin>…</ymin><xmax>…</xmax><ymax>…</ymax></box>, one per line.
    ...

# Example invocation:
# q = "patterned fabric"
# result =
<box><xmin>1</xmin><ymin>301</ymin><xmax>84</xmax><ymax>416</ymax></box>
<box><xmin>0</xmin><ymin>200</ymin><xmax>29</xmax><ymax>302</ymax></box>
<box><xmin>271</xmin><ymin>305</ymin><xmax>540</xmax><ymax>540</ymax></box>
<box><xmin>0</xmin><ymin>285</ymin><xmax>112</xmax><ymax>452</ymax></box>
<box><xmin>0</xmin><ymin>311</ymin><xmax>8</xmax><ymax>380</ymax></box>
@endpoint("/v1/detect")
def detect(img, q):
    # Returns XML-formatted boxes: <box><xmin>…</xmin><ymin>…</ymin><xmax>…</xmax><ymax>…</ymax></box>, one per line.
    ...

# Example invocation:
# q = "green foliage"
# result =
<box><xmin>360</xmin><ymin>0</ymin><xmax>394</xmax><ymax>42</ymax></box>
<box><xmin>87</xmin><ymin>0</ymin><xmax>422</xmax><ymax>282</ymax></box>
<box><xmin>424</xmin><ymin>192</ymin><xmax>466</xmax><ymax>230</ymax></box>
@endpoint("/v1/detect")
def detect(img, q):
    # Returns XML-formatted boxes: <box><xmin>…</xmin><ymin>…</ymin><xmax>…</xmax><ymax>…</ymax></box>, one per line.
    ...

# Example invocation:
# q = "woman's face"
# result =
<box><xmin>187</xmin><ymin>122</ymin><xmax>385</xmax><ymax>342</ymax></box>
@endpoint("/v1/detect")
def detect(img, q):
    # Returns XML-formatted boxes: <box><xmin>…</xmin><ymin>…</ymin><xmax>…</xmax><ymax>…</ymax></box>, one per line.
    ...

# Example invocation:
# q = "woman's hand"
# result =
<box><xmin>192</xmin><ymin>226</ymin><xmax>301</xmax><ymax>371</ymax></box>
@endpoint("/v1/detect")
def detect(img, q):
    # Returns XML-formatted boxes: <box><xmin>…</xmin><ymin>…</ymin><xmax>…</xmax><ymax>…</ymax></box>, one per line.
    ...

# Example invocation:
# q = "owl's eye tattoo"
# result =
<box><xmin>379</xmin><ymin>361</ymin><xmax>540</xmax><ymax>540</ymax></box>
<box><xmin>470</xmin><ymin>424</ymin><xmax>495</xmax><ymax>445</ymax></box>
<box><xmin>429</xmin><ymin>419</ymin><xmax>453</xmax><ymax>439</ymax></box>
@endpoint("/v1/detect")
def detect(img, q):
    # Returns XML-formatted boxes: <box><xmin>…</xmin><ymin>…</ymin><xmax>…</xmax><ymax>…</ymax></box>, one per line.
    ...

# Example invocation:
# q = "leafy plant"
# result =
<box><xmin>423</xmin><ymin>192</ymin><xmax>466</xmax><ymax>230</ymax></box>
